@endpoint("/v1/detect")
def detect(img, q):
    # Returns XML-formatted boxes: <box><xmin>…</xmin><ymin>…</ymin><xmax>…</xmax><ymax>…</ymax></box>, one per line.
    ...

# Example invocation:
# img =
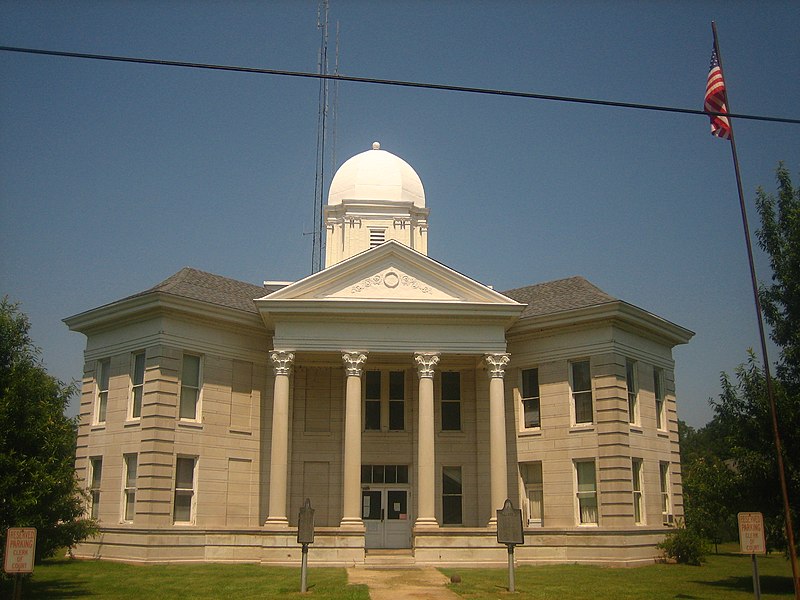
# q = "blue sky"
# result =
<box><xmin>1</xmin><ymin>1</ymin><xmax>798</xmax><ymax>427</ymax></box>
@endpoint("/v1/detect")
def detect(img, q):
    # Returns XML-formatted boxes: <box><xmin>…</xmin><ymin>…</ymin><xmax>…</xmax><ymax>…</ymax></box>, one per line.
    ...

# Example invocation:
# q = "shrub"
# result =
<box><xmin>657</xmin><ymin>524</ymin><xmax>708</xmax><ymax>565</ymax></box>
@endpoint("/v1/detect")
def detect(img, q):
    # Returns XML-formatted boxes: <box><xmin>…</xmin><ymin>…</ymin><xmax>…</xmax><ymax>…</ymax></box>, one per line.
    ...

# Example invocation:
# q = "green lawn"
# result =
<box><xmin>0</xmin><ymin>556</ymin><xmax>369</xmax><ymax>599</ymax></box>
<box><xmin>443</xmin><ymin>548</ymin><xmax>796</xmax><ymax>599</ymax></box>
<box><xmin>2</xmin><ymin>547</ymin><xmax>795</xmax><ymax>599</ymax></box>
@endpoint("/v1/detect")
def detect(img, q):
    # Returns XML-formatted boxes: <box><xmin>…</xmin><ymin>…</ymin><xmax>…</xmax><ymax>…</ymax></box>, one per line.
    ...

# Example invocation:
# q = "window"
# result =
<box><xmin>363</xmin><ymin>370</ymin><xmax>405</xmax><ymax>431</ymax></box>
<box><xmin>441</xmin><ymin>372</ymin><xmax>461</xmax><ymax>431</ymax></box>
<box><xmin>521</xmin><ymin>368</ymin><xmax>540</xmax><ymax>429</ymax></box>
<box><xmin>660</xmin><ymin>462</ymin><xmax>672</xmax><ymax>525</ymax></box>
<box><xmin>521</xmin><ymin>462</ymin><xmax>543</xmax><ymax>526</ymax></box>
<box><xmin>122</xmin><ymin>454</ymin><xmax>138</xmax><ymax>522</ymax></box>
<box><xmin>95</xmin><ymin>358</ymin><xmax>110</xmax><ymax>424</ymax></box>
<box><xmin>626</xmin><ymin>359</ymin><xmax>639</xmax><ymax>425</ymax></box>
<box><xmin>369</xmin><ymin>228</ymin><xmax>386</xmax><ymax>248</ymax></box>
<box><xmin>173</xmin><ymin>456</ymin><xmax>197</xmax><ymax>523</ymax></box>
<box><xmin>389</xmin><ymin>371</ymin><xmax>405</xmax><ymax>431</ymax></box>
<box><xmin>361</xmin><ymin>464</ymin><xmax>409</xmax><ymax>484</ymax></box>
<box><xmin>442</xmin><ymin>466</ymin><xmax>463</xmax><ymax>525</ymax></box>
<box><xmin>130</xmin><ymin>352</ymin><xmax>145</xmax><ymax>420</ymax></box>
<box><xmin>179</xmin><ymin>355</ymin><xmax>201</xmax><ymax>420</ymax></box>
<box><xmin>89</xmin><ymin>457</ymin><xmax>102</xmax><ymax>519</ymax></box>
<box><xmin>654</xmin><ymin>367</ymin><xmax>666</xmax><ymax>430</ymax></box>
<box><xmin>364</xmin><ymin>371</ymin><xmax>381</xmax><ymax>430</ymax></box>
<box><xmin>632</xmin><ymin>458</ymin><xmax>644</xmax><ymax>525</ymax></box>
<box><xmin>570</xmin><ymin>360</ymin><xmax>593</xmax><ymax>425</ymax></box>
<box><xmin>575</xmin><ymin>460</ymin><xmax>598</xmax><ymax>525</ymax></box>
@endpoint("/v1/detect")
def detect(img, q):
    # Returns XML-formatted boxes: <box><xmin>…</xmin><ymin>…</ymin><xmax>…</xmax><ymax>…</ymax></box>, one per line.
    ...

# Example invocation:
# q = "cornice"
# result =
<box><xmin>505</xmin><ymin>300</ymin><xmax>693</xmax><ymax>347</ymax></box>
<box><xmin>64</xmin><ymin>292</ymin><xmax>265</xmax><ymax>336</ymax></box>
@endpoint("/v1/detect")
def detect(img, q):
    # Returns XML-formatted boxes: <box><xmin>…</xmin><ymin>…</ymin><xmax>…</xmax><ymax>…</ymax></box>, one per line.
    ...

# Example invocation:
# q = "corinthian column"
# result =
<box><xmin>485</xmin><ymin>353</ymin><xmax>510</xmax><ymax>527</ymax></box>
<box><xmin>414</xmin><ymin>352</ymin><xmax>440</xmax><ymax>528</ymax></box>
<box><xmin>266</xmin><ymin>350</ymin><xmax>294</xmax><ymax>526</ymax></box>
<box><xmin>341</xmin><ymin>352</ymin><xmax>367</xmax><ymax>528</ymax></box>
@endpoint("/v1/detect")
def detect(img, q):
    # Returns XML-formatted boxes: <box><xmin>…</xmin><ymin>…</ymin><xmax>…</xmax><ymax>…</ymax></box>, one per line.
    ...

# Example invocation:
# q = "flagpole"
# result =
<box><xmin>711</xmin><ymin>21</ymin><xmax>799</xmax><ymax>598</ymax></box>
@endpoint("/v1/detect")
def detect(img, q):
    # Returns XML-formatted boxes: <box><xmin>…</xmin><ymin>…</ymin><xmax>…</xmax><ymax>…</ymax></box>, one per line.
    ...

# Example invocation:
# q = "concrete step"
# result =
<box><xmin>364</xmin><ymin>549</ymin><xmax>416</xmax><ymax>568</ymax></box>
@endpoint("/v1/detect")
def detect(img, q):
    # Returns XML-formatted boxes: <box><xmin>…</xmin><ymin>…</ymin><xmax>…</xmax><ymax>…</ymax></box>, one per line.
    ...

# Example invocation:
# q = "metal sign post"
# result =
<box><xmin>738</xmin><ymin>512</ymin><xmax>766</xmax><ymax>600</ymax></box>
<box><xmin>496</xmin><ymin>499</ymin><xmax>524</xmax><ymax>593</ymax></box>
<box><xmin>297</xmin><ymin>498</ymin><xmax>315</xmax><ymax>593</ymax></box>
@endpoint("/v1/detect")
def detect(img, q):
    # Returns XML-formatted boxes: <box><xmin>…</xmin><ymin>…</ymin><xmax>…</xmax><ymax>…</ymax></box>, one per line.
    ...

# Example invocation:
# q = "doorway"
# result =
<box><xmin>362</xmin><ymin>487</ymin><xmax>412</xmax><ymax>549</ymax></box>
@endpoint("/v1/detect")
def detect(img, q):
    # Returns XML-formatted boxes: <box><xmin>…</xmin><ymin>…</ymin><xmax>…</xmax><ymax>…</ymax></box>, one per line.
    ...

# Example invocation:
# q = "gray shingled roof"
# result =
<box><xmin>501</xmin><ymin>276</ymin><xmax>617</xmax><ymax>319</ymax></box>
<box><xmin>130</xmin><ymin>269</ymin><xmax>616</xmax><ymax>321</ymax></box>
<box><xmin>130</xmin><ymin>267</ymin><xmax>266</xmax><ymax>314</ymax></box>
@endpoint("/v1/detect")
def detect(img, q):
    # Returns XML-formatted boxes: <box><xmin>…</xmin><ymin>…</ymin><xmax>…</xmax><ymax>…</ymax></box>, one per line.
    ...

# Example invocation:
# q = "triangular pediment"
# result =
<box><xmin>259</xmin><ymin>241</ymin><xmax>519</xmax><ymax>305</ymax></box>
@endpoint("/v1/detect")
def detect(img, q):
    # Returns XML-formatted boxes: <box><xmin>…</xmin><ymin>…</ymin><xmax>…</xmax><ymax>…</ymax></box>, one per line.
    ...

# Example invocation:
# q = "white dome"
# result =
<box><xmin>328</xmin><ymin>142</ymin><xmax>425</xmax><ymax>208</ymax></box>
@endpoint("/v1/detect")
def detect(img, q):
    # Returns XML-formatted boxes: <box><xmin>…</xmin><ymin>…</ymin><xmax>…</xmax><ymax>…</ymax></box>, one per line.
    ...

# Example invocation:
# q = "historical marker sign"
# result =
<box><xmin>3</xmin><ymin>528</ymin><xmax>37</xmax><ymax>574</ymax></box>
<box><xmin>496</xmin><ymin>499</ymin><xmax>524</xmax><ymax>546</ymax></box>
<box><xmin>738</xmin><ymin>512</ymin><xmax>766</xmax><ymax>555</ymax></box>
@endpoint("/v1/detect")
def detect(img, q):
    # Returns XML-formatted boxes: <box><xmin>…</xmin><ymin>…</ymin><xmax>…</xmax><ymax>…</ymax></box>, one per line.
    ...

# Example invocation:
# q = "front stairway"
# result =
<box><xmin>363</xmin><ymin>548</ymin><xmax>416</xmax><ymax>568</ymax></box>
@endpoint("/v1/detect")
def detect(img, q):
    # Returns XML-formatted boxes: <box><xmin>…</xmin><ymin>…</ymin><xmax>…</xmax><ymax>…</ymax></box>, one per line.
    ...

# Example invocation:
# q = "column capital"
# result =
<box><xmin>270</xmin><ymin>350</ymin><xmax>294</xmax><ymax>376</ymax></box>
<box><xmin>342</xmin><ymin>352</ymin><xmax>368</xmax><ymax>377</ymax></box>
<box><xmin>485</xmin><ymin>353</ymin><xmax>510</xmax><ymax>379</ymax></box>
<box><xmin>414</xmin><ymin>352</ymin><xmax>440</xmax><ymax>379</ymax></box>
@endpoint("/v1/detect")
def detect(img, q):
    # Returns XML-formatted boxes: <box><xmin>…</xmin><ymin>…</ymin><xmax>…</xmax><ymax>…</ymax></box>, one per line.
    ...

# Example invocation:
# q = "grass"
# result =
<box><xmin>0</xmin><ymin>554</ymin><xmax>369</xmax><ymax>599</ymax></box>
<box><xmin>442</xmin><ymin>545</ymin><xmax>797</xmax><ymax>599</ymax></box>
<box><xmin>1</xmin><ymin>544</ymin><xmax>795</xmax><ymax>599</ymax></box>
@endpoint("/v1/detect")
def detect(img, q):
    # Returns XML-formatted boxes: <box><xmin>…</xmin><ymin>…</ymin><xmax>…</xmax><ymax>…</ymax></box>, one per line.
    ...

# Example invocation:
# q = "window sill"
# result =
<box><xmin>576</xmin><ymin>522</ymin><xmax>599</xmax><ymax>528</ymax></box>
<box><xmin>438</xmin><ymin>430</ymin><xmax>466</xmax><ymax>437</ymax></box>
<box><xmin>177</xmin><ymin>421</ymin><xmax>204</xmax><ymax>431</ymax></box>
<box><xmin>123</xmin><ymin>420</ymin><xmax>141</xmax><ymax>428</ymax></box>
<box><xmin>229</xmin><ymin>429</ymin><xmax>253</xmax><ymax>436</ymax></box>
<box><xmin>518</xmin><ymin>429</ymin><xmax>542</xmax><ymax>438</ymax></box>
<box><xmin>569</xmin><ymin>425</ymin><xmax>595</xmax><ymax>433</ymax></box>
<box><xmin>90</xmin><ymin>424</ymin><xmax>106</xmax><ymax>432</ymax></box>
<box><xmin>630</xmin><ymin>425</ymin><xmax>643</xmax><ymax>434</ymax></box>
<box><xmin>657</xmin><ymin>430</ymin><xmax>670</xmax><ymax>438</ymax></box>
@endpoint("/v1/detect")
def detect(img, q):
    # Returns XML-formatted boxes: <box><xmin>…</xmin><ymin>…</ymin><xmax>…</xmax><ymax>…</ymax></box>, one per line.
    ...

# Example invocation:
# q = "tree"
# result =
<box><xmin>756</xmin><ymin>163</ymin><xmax>800</xmax><ymax>389</ymax></box>
<box><xmin>680</xmin><ymin>165</ymin><xmax>799</xmax><ymax>559</ymax></box>
<box><xmin>0</xmin><ymin>298</ymin><xmax>96</xmax><ymax>565</ymax></box>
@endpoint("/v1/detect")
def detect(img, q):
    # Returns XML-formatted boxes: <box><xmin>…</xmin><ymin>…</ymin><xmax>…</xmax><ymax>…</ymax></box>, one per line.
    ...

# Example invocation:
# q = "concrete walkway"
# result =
<box><xmin>347</xmin><ymin>566</ymin><xmax>461</xmax><ymax>600</ymax></box>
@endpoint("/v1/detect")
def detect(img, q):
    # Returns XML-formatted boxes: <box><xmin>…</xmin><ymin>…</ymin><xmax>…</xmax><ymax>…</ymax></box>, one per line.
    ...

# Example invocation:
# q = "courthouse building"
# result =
<box><xmin>65</xmin><ymin>142</ymin><xmax>693</xmax><ymax>566</ymax></box>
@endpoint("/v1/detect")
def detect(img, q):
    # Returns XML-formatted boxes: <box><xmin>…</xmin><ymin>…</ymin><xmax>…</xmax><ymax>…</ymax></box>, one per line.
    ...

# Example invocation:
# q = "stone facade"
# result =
<box><xmin>65</xmin><ymin>144</ymin><xmax>692</xmax><ymax>566</ymax></box>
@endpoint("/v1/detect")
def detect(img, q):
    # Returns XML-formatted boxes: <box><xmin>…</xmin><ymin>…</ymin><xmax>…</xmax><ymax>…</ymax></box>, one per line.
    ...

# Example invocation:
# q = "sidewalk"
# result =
<box><xmin>347</xmin><ymin>566</ymin><xmax>461</xmax><ymax>600</ymax></box>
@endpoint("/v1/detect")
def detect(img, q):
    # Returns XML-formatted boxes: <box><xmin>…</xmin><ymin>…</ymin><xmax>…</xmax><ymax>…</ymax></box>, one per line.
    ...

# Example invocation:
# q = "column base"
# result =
<box><xmin>486</xmin><ymin>517</ymin><xmax>498</xmax><ymax>529</ymax></box>
<box><xmin>339</xmin><ymin>517</ymin><xmax>365</xmax><ymax>530</ymax></box>
<box><xmin>264</xmin><ymin>516</ymin><xmax>290</xmax><ymax>528</ymax></box>
<box><xmin>413</xmin><ymin>517</ymin><xmax>439</xmax><ymax>529</ymax></box>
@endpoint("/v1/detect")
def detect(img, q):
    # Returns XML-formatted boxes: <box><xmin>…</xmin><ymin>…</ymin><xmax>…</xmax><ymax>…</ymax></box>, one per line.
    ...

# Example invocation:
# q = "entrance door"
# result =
<box><xmin>362</xmin><ymin>488</ymin><xmax>411</xmax><ymax>549</ymax></box>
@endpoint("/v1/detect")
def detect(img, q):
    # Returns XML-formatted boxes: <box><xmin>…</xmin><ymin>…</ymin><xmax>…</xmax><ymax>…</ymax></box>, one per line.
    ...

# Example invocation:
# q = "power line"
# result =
<box><xmin>2</xmin><ymin>45</ymin><xmax>799</xmax><ymax>126</ymax></box>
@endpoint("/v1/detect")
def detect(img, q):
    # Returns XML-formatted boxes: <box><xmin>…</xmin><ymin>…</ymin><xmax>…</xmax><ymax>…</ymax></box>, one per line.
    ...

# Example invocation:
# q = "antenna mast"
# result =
<box><xmin>311</xmin><ymin>0</ymin><xmax>339</xmax><ymax>273</ymax></box>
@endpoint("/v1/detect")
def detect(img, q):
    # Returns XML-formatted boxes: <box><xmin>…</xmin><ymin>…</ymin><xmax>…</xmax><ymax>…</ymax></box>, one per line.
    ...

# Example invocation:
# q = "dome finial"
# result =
<box><xmin>372</xmin><ymin>141</ymin><xmax>380</xmax><ymax>150</ymax></box>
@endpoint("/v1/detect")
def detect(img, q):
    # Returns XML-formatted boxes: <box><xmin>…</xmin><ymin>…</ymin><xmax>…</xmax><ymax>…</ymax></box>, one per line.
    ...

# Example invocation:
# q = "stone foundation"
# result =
<box><xmin>72</xmin><ymin>526</ymin><xmax>667</xmax><ymax>567</ymax></box>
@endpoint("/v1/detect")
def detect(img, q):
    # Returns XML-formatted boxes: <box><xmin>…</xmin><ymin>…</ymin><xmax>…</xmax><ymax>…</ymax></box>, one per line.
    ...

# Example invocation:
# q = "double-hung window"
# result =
<box><xmin>130</xmin><ymin>352</ymin><xmax>145</xmax><ymax>420</ymax></box>
<box><xmin>363</xmin><ymin>370</ymin><xmax>406</xmax><ymax>431</ymax></box>
<box><xmin>173</xmin><ymin>456</ymin><xmax>197</xmax><ymax>523</ymax></box>
<box><xmin>364</xmin><ymin>371</ymin><xmax>382</xmax><ymax>430</ymax></box>
<box><xmin>179</xmin><ymin>355</ymin><xmax>201</xmax><ymax>421</ymax></box>
<box><xmin>631</xmin><ymin>458</ymin><xmax>644</xmax><ymax>524</ymax></box>
<box><xmin>660</xmin><ymin>462</ymin><xmax>672</xmax><ymax>525</ymax></box>
<box><xmin>521</xmin><ymin>368</ymin><xmax>540</xmax><ymax>429</ymax></box>
<box><xmin>626</xmin><ymin>359</ymin><xmax>639</xmax><ymax>425</ymax></box>
<box><xmin>442</xmin><ymin>466</ymin><xmax>463</xmax><ymax>525</ymax></box>
<box><xmin>521</xmin><ymin>462</ymin><xmax>543</xmax><ymax>526</ymax></box>
<box><xmin>441</xmin><ymin>372</ymin><xmax>461</xmax><ymax>431</ymax></box>
<box><xmin>122</xmin><ymin>454</ymin><xmax>138</xmax><ymax>522</ymax></box>
<box><xmin>654</xmin><ymin>367</ymin><xmax>666</xmax><ymax>430</ymax></box>
<box><xmin>89</xmin><ymin>457</ymin><xmax>103</xmax><ymax>519</ymax></box>
<box><xmin>575</xmin><ymin>460</ymin><xmax>598</xmax><ymax>525</ymax></box>
<box><xmin>95</xmin><ymin>358</ymin><xmax>110</xmax><ymax>424</ymax></box>
<box><xmin>570</xmin><ymin>360</ymin><xmax>593</xmax><ymax>425</ymax></box>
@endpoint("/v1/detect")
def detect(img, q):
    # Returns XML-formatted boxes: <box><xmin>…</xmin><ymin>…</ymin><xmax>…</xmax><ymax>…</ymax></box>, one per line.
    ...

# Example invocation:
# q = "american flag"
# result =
<box><xmin>705</xmin><ymin>49</ymin><xmax>732</xmax><ymax>139</ymax></box>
